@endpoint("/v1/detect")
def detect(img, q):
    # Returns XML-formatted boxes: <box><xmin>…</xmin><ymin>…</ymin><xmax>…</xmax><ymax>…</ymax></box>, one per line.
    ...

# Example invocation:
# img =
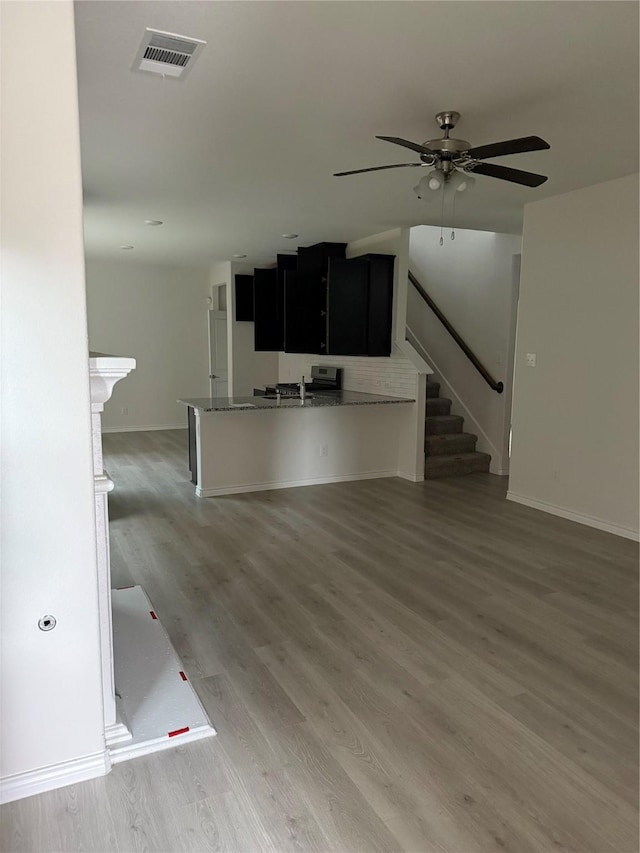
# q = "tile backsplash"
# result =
<box><xmin>278</xmin><ymin>347</ymin><xmax>417</xmax><ymax>398</ymax></box>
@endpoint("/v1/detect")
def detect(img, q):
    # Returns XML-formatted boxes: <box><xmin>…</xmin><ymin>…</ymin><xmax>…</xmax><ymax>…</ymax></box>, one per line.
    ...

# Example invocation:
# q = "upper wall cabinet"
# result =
<box><xmin>253</xmin><ymin>268</ymin><xmax>280</xmax><ymax>351</ymax></box>
<box><xmin>297</xmin><ymin>242</ymin><xmax>347</xmax><ymax>277</ymax></box>
<box><xmin>253</xmin><ymin>255</ymin><xmax>297</xmax><ymax>351</ymax></box>
<box><xmin>284</xmin><ymin>270</ymin><xmax>325</xmax><ymax>354</ymax></box>
<box><xmin>326</xmin><ymin>253</ymin><xmax>394</xmax><ymax>357</ymax></box>
<box><xmin>235</xmin><ymin>274</ymin><xmax>254</xmax><ymax>321</ymax></box>
<box><xmin>284</xmin><ymin>243</ymin><xmax>346</xmax><ymax>354</ymax></box>
<box><xmin>276</xmin><ymin>254</ymin><xmax>297</xmax><ymax>350</ymax></box>
<box><xmin>254</xmin><ymin>242</ymin><xmax>394</xmax><ymax>357</ymax></box>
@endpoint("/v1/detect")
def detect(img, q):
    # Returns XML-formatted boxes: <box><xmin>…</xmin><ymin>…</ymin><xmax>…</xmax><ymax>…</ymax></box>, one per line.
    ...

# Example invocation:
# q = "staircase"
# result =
<box><xmin>425</xmin><ymin>380</ymin><xmax>491</xmax><ymax>479</ymax></box>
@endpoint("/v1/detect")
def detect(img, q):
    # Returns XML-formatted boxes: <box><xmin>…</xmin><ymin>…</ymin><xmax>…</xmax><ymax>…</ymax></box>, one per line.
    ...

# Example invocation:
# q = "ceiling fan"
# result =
<box><xmin>334</xmin><ymin>111</ymin><xmax>550</xmax><ymax>189</ymax></box>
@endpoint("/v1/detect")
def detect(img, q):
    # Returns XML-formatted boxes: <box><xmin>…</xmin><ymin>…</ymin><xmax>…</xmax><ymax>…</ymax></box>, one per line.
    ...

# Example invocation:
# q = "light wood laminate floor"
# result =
<box><xmin>2</xmin><ymin>429</ymin><xmax>638</xmax><ymax>853</ymax></box>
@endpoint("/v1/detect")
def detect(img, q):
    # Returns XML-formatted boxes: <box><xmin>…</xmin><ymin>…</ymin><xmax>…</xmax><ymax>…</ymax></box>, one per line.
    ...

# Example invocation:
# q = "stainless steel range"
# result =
<box><xmin>264</xmin><ymin>365</ymin><xmax>342</xmax><ymax>398</ymax></box>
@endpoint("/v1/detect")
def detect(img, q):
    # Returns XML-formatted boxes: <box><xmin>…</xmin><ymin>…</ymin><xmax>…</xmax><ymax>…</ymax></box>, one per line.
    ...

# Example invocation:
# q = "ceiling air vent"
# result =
<box><xmin>132</xmin><ymin>29</ymin><xmax>206</xmax><ymax>80</ymax></box>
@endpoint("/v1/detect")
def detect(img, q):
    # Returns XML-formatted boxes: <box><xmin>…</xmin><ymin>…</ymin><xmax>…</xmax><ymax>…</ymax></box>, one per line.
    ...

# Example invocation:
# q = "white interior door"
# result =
<box><xmin>208</xmin><ymin>310</ymin><xmax>228</xmax><ymax>397</ymax></box>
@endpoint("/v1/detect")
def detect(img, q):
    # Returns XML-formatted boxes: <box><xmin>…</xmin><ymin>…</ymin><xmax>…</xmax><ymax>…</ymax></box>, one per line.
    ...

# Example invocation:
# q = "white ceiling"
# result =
<box><xmin>74</xmin><ymin>1</ymin><xmax>639</xmax><ymax>267</ymax></box>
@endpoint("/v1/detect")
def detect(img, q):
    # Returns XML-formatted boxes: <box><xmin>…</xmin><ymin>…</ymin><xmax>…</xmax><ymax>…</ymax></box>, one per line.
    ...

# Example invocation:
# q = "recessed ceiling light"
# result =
<box><xmin>232</xmin><ymin>253</ymin><xmax>247</xmax><ymax>259</ymax></box>
<box><xmin>120</xmin><ymin>245</ymin><xmax>135</xmax><ymax>250</ymax></box>
<box><xmin>281</xmin><ymin>233</ymin><xmax>298</xmax><ymax>239</ymax></box>
<box><xmin>144</xmin><ymin>219</ymin><xmax>163</xmax><ymax>226</ymax></box>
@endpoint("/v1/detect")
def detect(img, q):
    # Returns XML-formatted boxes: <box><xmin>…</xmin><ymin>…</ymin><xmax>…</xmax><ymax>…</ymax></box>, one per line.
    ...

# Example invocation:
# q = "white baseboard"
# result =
<box><xmin>0</xmin><ymin>750</ymin><xmax>111</xmax><ymax>805</ymax></box>
<box><xmin>102</xmin><ymin>424</ymin><xmax>186</xmax><ymax>434</ymax></box>
<box><xmin>105</xmin><ymin>721</ymin><xmax>133</xmax><ymax>747</ymax></box>
<box><xmin>506</xmin><ymin>491</ymin><xmax>640</xmax><ymax>541</ymax></box>
<box><xmin>397</xmin><ymin>470</ymin><xmax>425</xmax><ymax>482</ymax></box>
<box><xmin>196</xmin><ymin>469</ymin><xmax>398</xmax><ymax>497</ymax></box>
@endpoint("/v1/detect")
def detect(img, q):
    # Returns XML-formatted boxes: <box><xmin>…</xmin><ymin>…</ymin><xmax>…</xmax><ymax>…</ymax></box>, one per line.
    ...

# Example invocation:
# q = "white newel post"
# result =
<box><xmin>88</xmin><ymin>353</ymin><xmax>136</xmax><ymax>747</ymax></box>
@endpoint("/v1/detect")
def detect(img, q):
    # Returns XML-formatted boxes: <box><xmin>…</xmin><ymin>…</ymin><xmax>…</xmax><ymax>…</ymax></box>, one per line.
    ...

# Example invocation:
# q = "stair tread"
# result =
<box><xmin>425</xmin><ymin>451</ymin><xmax>491</xmax><ymax>479</ymax></box>
<box><xmin>426</xmin><ymin>413</ymin><xmax>462</xmax><ymax>419</ymax></box>
<box><xmin>425</xmin><ymin>396</ymin><xmax>452</xmax><ymax>416</ymax></box>
<box><xmin>425</xmin><ymin>415</ymin><xmax>463</xmax><ymax>423</ymax></box>
<box><xmin>425</xmin><ymin>414</ymin><xmax>464</xmax><ymax>435</ymax></box>
<box><xmin>426</xmin><ymin>431</ymin><xmax>477</xmax><ymax>441</ymax></box>
<box><xmin>425</xmin><ymin>432</ymin><xmax>478</xmax><ymax>453</ymax></box>
<box><xmin>426</xmin><ymin>451</ymin><xmax>490</xmax><ymax>463</ymax></box>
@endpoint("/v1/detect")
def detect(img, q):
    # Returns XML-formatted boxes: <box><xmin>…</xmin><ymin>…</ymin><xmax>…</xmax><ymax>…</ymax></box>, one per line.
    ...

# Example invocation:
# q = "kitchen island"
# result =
<box><xmin>179</xmin><ymin>390</ymin><xmax>420</xmax><ymax>497</ymax></box>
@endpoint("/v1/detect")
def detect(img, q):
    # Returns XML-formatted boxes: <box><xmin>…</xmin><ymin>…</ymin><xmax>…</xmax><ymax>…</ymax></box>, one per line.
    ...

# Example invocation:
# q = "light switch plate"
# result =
<box><xmin>525</xmin><ymin>353</ymin><xmax>537</xmax><ymax>367</ymax></box>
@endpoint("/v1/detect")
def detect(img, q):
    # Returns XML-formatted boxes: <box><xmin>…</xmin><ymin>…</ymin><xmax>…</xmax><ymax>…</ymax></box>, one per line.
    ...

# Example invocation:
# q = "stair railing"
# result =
<box><xmin>408</xmin><ymin>270</ymin><xmax>504</xmax><ymax>394</ymax></box>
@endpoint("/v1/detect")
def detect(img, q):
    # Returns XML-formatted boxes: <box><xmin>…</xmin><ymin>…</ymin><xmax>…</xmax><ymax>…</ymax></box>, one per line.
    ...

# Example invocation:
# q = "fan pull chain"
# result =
<box><xmin>439</xmin><ymin>182</ymin><xmax>445</xmax><ymax>246</ymax></box>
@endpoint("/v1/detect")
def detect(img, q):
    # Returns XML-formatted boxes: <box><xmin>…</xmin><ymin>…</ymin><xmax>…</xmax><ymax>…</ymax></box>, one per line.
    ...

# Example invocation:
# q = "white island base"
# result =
<box><xmin>187</xmin><ymin>393</ymin><xmax>422</xmax><ymax>497</ymax></box>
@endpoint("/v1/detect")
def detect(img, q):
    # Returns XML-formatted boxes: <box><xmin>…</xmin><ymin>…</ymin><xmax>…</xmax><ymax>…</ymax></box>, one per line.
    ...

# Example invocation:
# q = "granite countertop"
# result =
<box><xmin>178</xmin><ymin>390</ymin><xmax>415</xmax><ymax>413</ymax></box>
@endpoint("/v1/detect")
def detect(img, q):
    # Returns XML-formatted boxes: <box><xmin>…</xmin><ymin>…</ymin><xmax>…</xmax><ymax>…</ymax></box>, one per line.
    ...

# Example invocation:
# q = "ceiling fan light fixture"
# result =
<box><xmin>427</xmin><ymin>169</ymin><xmax>444</xmax><ymax>191</ymax></box>
<box><xmin>448</xmin><ymin>170</ymin><xmax>476</xmax><ymax>194</ymax></box>
<box><xmin>414</xmin><ymin>170</ymin><xmax>445</xmax><ymax>200</ymax></box>
<box><xmin>413</xmin><ymin>175</ymin><xmax>432</xmax><ymax>199</ymax></box>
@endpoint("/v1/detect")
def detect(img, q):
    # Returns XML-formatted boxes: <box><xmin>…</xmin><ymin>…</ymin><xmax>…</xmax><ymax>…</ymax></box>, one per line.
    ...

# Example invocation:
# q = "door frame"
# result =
<box><xmin>208</xmin><ymin>308</ymin><xmax>228</xmax><ymax>397</ymax></box>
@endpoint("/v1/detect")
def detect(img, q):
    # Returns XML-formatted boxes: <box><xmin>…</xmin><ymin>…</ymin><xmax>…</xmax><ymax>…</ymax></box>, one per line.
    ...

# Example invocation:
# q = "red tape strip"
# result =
<box><xmin>149</xmin><ymin>611</ymin><xmax>157</xmax><ymax>620</ymax></box>
<box><xmin>168</xmin><ymin>726</ymin><xmax>190</xmax><ymax>738</ymax></box>
<box><xmin>179</xmin><ymin>671</ymin><xmax>187</xmax><ymax>681</ymax></box>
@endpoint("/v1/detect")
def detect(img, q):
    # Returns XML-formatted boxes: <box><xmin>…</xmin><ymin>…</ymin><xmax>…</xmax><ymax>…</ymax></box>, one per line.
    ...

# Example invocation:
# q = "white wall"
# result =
<box><xmin>210</xmin><ymin>260</ymin><xmax>279</xmax><ymax>396</ymax></box>
<box><xmin>508</xmin><ymin>174</ymin><xmax>639</xmax><ymax>540</ymax></box>
<box><xmin>1</xmin><ymin>0</ymin><xmax>108</xmax><ymax>801</ymax></box>
<box><xmin>408</xmin><ymin>225</ymin><xmax>521</xmax><ymax>473</ymax></box>
<box><xmin>85</xmin><ymin>259</ymin><xmax>211</xmax><ymax>430</ymax></box>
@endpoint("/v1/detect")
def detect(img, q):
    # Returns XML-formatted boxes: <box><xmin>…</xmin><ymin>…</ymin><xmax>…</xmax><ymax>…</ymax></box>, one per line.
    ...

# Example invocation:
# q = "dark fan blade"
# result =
<box><xmin>334</xmin><ymin>163</ymin><xmax>421</xmax><ymax>176</ymax></box>
<box><xmin>376</xmin><ymin>136</ymin><xmax>433</xmax><ymax>155</ymax></box>
<box><xmin>472</xmin><ymin>162</ymin><xmax>548</xmax><ymax>187</ymax></box>
<box><xmin>466</xmin><ymin>136</ymin><xmax>550</xmax><ymax>160</ymax></box>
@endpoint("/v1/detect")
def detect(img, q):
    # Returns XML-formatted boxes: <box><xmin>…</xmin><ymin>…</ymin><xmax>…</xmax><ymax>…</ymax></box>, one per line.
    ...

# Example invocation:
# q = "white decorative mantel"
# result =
<box><xmin>89</xmin><ymin>352</ymin><xmax>136</xmax><ymax>748</ymax></box>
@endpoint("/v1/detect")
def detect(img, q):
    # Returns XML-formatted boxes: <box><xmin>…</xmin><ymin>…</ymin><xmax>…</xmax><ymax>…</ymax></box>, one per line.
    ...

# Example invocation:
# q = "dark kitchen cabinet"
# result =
<box><xmin>297</xmin><ymin>242</ymin><xmax>347</xmax><ymax>276</ymax></box>
<box><xmin>325</xmin><ymin>258</ymin><xmax>368</xmax><ymax>356</ymax></box>
<box><xmin>253</xmin><ymin>257</ymin><xmax>298</xmax><ymax>351</ymax></box>
<box><xmin>235</xmin><ymin>274</ymin><xmax>254</xmax><ymax>321</ymax></box>
<box><xmin>253</xmin><ymin>267</ymin><xmax>280</xmax><ymax>351</ymax></box>
<box><xmin>326</xmin><ymin>253</ymin><xmax>394</xmax><ymax>356</ymax></box>
<box><xmin>276</xmin><ymin>254</ymin><xmax>297</xmax><ymax>350</ymax></box>
<box><xmin>365</xmin><ymin>254</ymin><xmax>395</xmax><ymax>356</ymax></box>
<box><xmin>261</xmin><ymin>241</ymin><xmax>392</xmax><ymax>357</ymax></box>
<box><xmin>284</xmin><ymin>242</ymin><xmax>346</xmax><ymax>354</ymax></box>
<box><xmin>284</xmin><ymin>270</ymin><xmax>325</xmax><ymax>354</ymax></box>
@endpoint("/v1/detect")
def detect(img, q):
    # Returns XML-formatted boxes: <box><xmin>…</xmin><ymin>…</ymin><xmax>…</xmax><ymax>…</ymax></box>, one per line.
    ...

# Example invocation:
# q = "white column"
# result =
<box><xmin>89</xmin><ymin>354</ymin><xmax>136</xmax><ymax>746</ymax></box>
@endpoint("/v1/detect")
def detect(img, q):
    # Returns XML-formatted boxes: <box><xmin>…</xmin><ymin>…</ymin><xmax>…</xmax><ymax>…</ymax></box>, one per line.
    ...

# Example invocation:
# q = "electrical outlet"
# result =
<box><xmin>121</xmin><ymin>407</ymin><xmax>129</xmax><ymax>415</ymax></box>
<box><xmin>525</xmin><ymin>352</ymin><xmax>537</xmax><ymax>367</ymax></box>
<box><xmin>319</xmin><ymin>444</ymin><xmax>329</xmax><ymax>458</ymax></box>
